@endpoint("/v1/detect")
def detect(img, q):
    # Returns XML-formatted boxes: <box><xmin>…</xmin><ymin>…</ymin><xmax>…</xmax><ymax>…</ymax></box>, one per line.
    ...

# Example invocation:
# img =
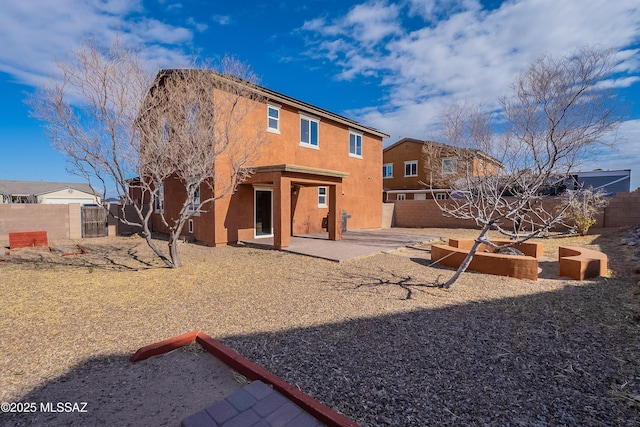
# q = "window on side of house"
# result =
<box><xmin>349</xmin><ymin>131</ymin><xmax>362</xmax><ymax>158</ymax></box>
<box><xmin>318</xmin><ymin>186</ymin><xmax>327</xmax><ymax>208</ymax></box>
<box><xmin>397</xmin><ymin>193</ymin><xmax>406</xmax><ymax>200</ymax></box>
<box><xmin>404</xmin><ymin>161</ymin><xmax>418</xmax><ymax>177</ymax></box>
<box><xmin>383</xmin><ymin>163</ymin><xmax>393</xmax><ymax>178</ymax></box>
<box><xmin>442</xmin><ymin>158</ymin><xmax>457</xmax><ymax>174</ymax></box>
<box><xmin>267</xmin><ymin>105</ymin><xmax>280</xmax><ymax>133</ymax></box>
<box><xmin>436</xmin><ymin>193</ymin><xmax>447</xmax><ymax>200</ymax></box>
<box><xmin>189</xmin><ymin>185</ymin><xmax>200</xmax><ymax>213</ymax></box>
<box><xmin>155</xmin><ymin>183</ymin><xmax>164</xmax><ymax>213</ymax></box>
<box><xmin>188</xmin><ymin>219</ymin><xmax>194</xmax><ymax>233</ymax></box>
<box><xmin>300</xmin><ymin>114</ymin><xmax>319</xmax><ymax>148</ymax></box>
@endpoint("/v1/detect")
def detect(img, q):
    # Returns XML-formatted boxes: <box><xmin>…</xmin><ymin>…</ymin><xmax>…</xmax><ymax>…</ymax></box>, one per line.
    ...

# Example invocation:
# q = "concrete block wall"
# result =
<box><xmin>68</xmin><ymin>203</ymin><xmax>82</xmax><ymax>239</ymax></box>
<box><xmin>392</xmin><ymin>192</ymin><xmax>638</xmax><ymax>230</ymax></box>
<box><xmin>392</xmin><ymin>200</ymin><xmax>477</xmax><ymax>228</ymax></box>
<box><xmin>0</xmin><ymin>203</ymin><xmax>82</xmax><ymax>242</ymax></box>
<box><xmin>603</xmin><ymin>192</ymin><xmax>640</xmax><ymax>228</ymax></box>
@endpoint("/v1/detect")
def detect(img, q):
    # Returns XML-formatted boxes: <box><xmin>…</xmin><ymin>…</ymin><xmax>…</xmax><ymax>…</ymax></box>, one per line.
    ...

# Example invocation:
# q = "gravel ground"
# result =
<box><xmin>1</xmin><ymin>228</ymin><xmax>639</xmax><ymax>426</ymax></box>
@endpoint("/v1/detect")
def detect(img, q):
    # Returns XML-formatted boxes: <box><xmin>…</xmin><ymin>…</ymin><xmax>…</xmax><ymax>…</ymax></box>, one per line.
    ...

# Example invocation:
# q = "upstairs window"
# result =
<box><xmin>383</xmin><ymin>164</ymin><xmax>393</xmax><ymax>178</ymax></box>
<box><xmin>300</xmin><ymin>115</ymin><xmax>319</xmax><ymax>148</ymax></box>
<box><xmin>349</xmin><ymin>131</ymin><xmax>362</xmax><ymax>158</ymax></box>
<box><xmin>404</xmin><ymin>161</ymin><xmax>418</xmax><ymax>177</ymax></box>
<box><xmin>189</xmin><ymin>185</ymin><xmax>200</xmax><ymax>212</ymax></box>
<box><xmin>442</xmin><ymin>158</ymin><xmax>457</xmax><ymax>174</ymax></box>
<box><xmin>318</xmin><ymin>186</ymin><xmax>327</xmax><ymax>208</ymax></box>
<box><xmin>267</xmin><ymin>105</ymin><xmax>280</xmax><ymax>133</ymax></box>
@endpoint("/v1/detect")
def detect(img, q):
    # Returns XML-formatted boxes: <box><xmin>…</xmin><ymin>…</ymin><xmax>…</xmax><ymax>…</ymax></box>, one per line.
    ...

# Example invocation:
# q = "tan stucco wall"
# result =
<box><xmin>0</xmin><ymin>203</ymin><xmax>82</xmax><ymax>242</ymax></box>
<box><xmin>152</xmin><ymin>93</ymin><xmax>385</xmax><ymax>246</ymax></box>
<box><xmin>383</xmin><ymin>140</ymin><xmax>426</xmax><ymax>191</ymax></box>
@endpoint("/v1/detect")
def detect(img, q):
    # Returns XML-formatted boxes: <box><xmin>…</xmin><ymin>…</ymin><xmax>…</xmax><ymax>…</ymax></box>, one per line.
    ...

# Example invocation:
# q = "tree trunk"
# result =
<box><xmin>167</xmin><ymin>218</ymin><xmax>188</xmax><ymax>268</ymax></box>
<box><xmin>442</xmin><ymin>224</ymin><xmax>491</xmax><ymax>288</ymax></box>
<box><xmin>168</xmin><ymin>235</ymin><xmax>181</xmax><ymax>268</ymax></box>
<box><xmin>142</xmin><ymin>228</ymin><xmax>174</xmax><ymax>268</ymax></box>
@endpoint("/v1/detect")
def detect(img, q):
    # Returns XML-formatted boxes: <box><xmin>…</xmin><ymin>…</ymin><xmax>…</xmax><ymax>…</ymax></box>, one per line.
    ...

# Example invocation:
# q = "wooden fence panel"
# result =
<box><xmin>82</xmin><ymin>206</ymin><xmax>107</xmax><ymax>238</ymax></box>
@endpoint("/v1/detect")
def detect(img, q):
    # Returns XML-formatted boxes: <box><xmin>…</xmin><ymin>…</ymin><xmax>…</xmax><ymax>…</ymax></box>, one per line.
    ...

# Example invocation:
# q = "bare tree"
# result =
<box><xmin>28</xmin><ymin>37</ymin><xmax>266</xmax><ymax>268</ymax></box>
<box><xmin>562</xmin><ymin>187</ymin><xmax>610</xmax><ymax>236</ymax></box>
<box><xmin>429</xmin><ymin>47</ymin><xmax>622</xmax><ymax>287</ymax></box>
<box><xmin>136</xmin><ymin>63</ymin><xmax>267</xmax><ymax>267</ymax></box>
<box><xmin>26</xmin><ymin>37</ymin><xmax>170</xmax><ymax>260</ymax></box>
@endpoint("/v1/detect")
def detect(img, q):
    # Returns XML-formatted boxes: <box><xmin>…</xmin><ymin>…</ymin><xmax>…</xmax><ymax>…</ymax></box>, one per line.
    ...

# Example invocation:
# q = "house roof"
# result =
<box><xmin>0</xmin><ymin>180</ymin><xmax>96</xmax><ymax>197</ymax></box>
<box><xmin>153</xmin><ymin>69</ymin><xmax>390</xmax><ymax>139</ymax></box>
<box><xmin>383</xmin><ymin>137</ymin><xmax>504</xmax><ymax>168</ymax></box>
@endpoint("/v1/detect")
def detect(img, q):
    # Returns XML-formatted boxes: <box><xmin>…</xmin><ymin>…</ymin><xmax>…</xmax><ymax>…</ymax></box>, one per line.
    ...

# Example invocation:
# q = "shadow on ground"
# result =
<box><xmin>5</xmin><ymin>230</ymin><xmax>639</xmax><ymax>426</ymax></box>
<box><xmin>8</xmin><ymin>277</ymin><xmax>638</xmax><ymax>426</ymax></box>
<box><xmin>1</xmin><ymin>346</ymin><xmax>241</xmax><ymax>427</ymax></box>
<box><xmin>222</xmin><ymin>278</ymin><xmax>640</xmax><ymax>426</ymax></box>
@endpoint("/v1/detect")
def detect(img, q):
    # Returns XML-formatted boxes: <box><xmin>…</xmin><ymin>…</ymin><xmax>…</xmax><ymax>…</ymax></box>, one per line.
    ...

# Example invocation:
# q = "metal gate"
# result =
<box><xmin>81</xmin><ymin>206</ymin><xmax>107</xmax><ymax>238</ymax></box>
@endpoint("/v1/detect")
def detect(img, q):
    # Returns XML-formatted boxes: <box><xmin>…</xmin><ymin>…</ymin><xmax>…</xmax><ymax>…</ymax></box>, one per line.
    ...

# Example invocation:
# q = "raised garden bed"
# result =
<box><xmin>431</xmin><ymin>239</ymin><xmax>543</xmax><ymax>280</ymax></box>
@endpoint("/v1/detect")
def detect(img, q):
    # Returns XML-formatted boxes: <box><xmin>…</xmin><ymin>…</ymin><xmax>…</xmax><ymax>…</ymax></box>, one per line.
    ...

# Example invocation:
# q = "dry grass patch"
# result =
<box><xmin>1</xmin><ymin>228</ymin><xmax>639</xmax><ymax>426</ymax></box>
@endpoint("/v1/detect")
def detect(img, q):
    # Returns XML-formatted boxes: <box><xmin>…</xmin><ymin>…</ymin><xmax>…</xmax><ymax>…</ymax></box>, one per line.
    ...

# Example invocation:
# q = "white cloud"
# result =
<box><xmin>581</xmin><ymin>119</ymin><xmax>640</xmax><ymax>190</ymax></box>
<box><xmin>303</xmin><ymin>0</ymin><xmax>401</xmax><ymax>46</ymax></box>
<box><xmin>302</xmin><ymin>0</ymin><xmax>640</xmax><ymax>187</ymax></box>
<box><xmin>211</xmin><ymin>15</ymin><xmax>232</xmax><ymax>26</ymax></box>
<box><xmin>0</xmin><ymin>0</ymin><xmax>193</xmax><ymax>86</ymax></box>
<box><xmin>187</xmin><ymin>17</ymin><xmax>209</xmax><ymax>33</ymax></box>
<box><xmin>302</xmin><ymin>0</ymin><xmax>640</xmax><ymax>141</ymax></box>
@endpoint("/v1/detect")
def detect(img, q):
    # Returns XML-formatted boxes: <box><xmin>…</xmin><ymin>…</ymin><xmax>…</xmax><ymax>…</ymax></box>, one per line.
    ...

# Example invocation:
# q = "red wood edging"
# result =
<box><xmin>129</xmin><ymin>329</ymin><xmax>200</xmax><ymax>362</ymax></box>
<box><xmin>195</xmin><ymin>332</ymin><xmax>359</xmax><ymax>427</ymax></box>
<box><xmin>130</xmin><ymin>330</ymin><xmax>359</xmax><ymax>427</ymax></box>
<box><xmin>9</xmin><ymin>231</ymin><xmax>48</xmax><ymax>249</ymax></box>
<box><xmin>60</xmin><ymin>244</ymin><xmax>90</xmax><ymax>257</ymax></box>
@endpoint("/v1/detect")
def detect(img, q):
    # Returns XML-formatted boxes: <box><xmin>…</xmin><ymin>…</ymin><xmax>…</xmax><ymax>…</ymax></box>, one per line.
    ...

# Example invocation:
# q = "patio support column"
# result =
<box><xmin>274</xmin><ymin>176</ymin><xmax>291</xmax><ymax>249</ymax></box>
<box><xmin>328</xmin><ymin>182</ymin><xmax>342</xmax><ymax>241</ymax></box>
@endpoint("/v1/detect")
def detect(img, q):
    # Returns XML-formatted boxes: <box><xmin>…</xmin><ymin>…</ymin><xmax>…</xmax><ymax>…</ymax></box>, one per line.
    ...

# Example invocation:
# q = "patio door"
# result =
<box><xmin>254</xmin><ymin>188</ymin><xmax>273</xmax><ymax>238</ymax></box>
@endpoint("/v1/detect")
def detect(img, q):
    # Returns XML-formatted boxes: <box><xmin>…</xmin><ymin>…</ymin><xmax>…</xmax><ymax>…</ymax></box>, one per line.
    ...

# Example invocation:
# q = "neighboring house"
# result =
<box><xmin>382</xmin><ymin>138</ymin><xmax>503</xmax><ymax>201</ymax></box>
<box><xmin>144</xmin><ymin>71</ymin><xmax>389</xmax><ymax>249</ymax></box>
<box><xmin>0</xmin><ymin>180</ymin><xmax>100</xmax><ymax>205</ymax></box>
<box><xmin>566</xmin><ymin>169</ymin><xmax>631</xmax><ymax>196</ymax></box>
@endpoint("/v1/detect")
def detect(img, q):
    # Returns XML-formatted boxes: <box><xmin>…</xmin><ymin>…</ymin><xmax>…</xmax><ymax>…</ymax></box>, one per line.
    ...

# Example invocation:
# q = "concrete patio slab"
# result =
<box><xmin>244</xmin><ymin>229</ymin><xmax>441</xmax><ymax>262</ymax></box>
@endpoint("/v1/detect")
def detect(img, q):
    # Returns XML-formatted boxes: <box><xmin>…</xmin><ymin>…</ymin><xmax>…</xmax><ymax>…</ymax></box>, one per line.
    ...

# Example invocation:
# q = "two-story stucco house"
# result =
<box><xmin>147</xmin><ymin>71</ymin><xmax>389</xmax><ymax>249</ymax></box>
<box><xmin>382</xmin><ymin>137</ymin><xmax>503</xmax><ymax>201</ymax></box>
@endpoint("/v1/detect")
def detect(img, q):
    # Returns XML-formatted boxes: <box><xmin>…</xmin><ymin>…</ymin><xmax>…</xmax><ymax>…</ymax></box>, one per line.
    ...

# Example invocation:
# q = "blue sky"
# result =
<box><xmin>1</xmin><ymin>0</ymin><xmax>640</xmax><ymax>189</ymax></box>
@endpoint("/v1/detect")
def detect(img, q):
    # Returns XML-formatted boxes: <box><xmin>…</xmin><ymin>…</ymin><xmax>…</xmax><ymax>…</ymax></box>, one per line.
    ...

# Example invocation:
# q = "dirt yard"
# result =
<box><xmin>1</xmin><ymin>228</ymin><xmax>639</xmax><ymax>426</ymax></box>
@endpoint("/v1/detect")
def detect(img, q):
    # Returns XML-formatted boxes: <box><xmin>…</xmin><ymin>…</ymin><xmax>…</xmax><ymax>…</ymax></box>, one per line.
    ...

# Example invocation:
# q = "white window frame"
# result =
<box><xmin>188</xmin><ymin>219</ymin><xmax>194</xmax><ymax>233</ymax></box>
<box><xmin>267</xmin><ymin>104</ymin><xmax>280</xmax><ymax>134</ymax></box>
<box><xmin>442</xmin><ymin>157</ymin><xmax>457</xmax><ymax>174</ymax></box>
<box><xmin>188</xmin><ymin>185</ymin><xmax>200</xmax><ymax>213</ymax></box>
<box><xmin>397</xmin><ymin>193</ymin><xmax>406</xmax><ymax>200</ymax></box>
<box><xmin>349</xmin><ymin>130</ymin><xmax>362</xmax><ymax>158</ymax></box>
<box><xmin>300</xmin><ymin>114</ymin><xmax>320</xmax><ymax>149</ymax></box>
<box><xmin>404</xmin><ymin>161</ymin><xmax>418</xmax><ymax>177</ymax></box>
<box><xmin>383</xmin><ymin>163</ymin><xmax>393</xmax><ymax>179</ymax></box>
<box><xmin>436</xmin><ymin>193</ymin><xmax>447</xmax><ymax>200</ymax></box>
<box><xmin>318</xmin><ymin>186</ymin><xmax>327</xmax><ymax>208</ymax></box>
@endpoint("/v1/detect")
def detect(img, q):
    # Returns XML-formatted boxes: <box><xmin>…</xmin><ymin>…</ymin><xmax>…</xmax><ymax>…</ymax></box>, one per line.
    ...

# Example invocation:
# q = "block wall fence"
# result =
<box><xmin>388</xmin><ymin>191</ymin><xmax>640</xmax><ymax>230</ymax></box>
<box><xmin>0</xmin><ymin>203</ymin><xmax>82</xmax><ymax>242</ymax></box>
<box><xmin>1</xmin><ymin>192</ymin><xmax>639</xmax><ymax>243</ymax></box>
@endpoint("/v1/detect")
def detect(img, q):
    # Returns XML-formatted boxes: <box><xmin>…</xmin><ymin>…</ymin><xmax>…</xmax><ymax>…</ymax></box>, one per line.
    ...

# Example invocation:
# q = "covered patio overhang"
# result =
<box><xmin>244</xmin><ymin>164</ymin><xmax>349</xmax><ymax>249</ymax></box>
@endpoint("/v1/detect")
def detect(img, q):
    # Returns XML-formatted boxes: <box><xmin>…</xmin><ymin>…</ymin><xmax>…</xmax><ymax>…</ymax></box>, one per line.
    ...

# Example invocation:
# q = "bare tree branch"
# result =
<box><xmin>27</xmin><ymin>37</ymin><xmax>267</xmax><ymax>268</ymax></box>
<box><xmin>430</xmin><ymin>47</ymin><xmax>622</xmax><ymax>287</ymax></box>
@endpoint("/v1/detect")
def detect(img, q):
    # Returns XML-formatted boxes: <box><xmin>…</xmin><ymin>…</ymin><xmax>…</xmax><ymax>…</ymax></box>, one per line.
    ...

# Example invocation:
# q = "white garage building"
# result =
<box><xmin>0</xmin><ymin>180</ymin><xmax>100</xmax><ymax>205</ymax></box>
